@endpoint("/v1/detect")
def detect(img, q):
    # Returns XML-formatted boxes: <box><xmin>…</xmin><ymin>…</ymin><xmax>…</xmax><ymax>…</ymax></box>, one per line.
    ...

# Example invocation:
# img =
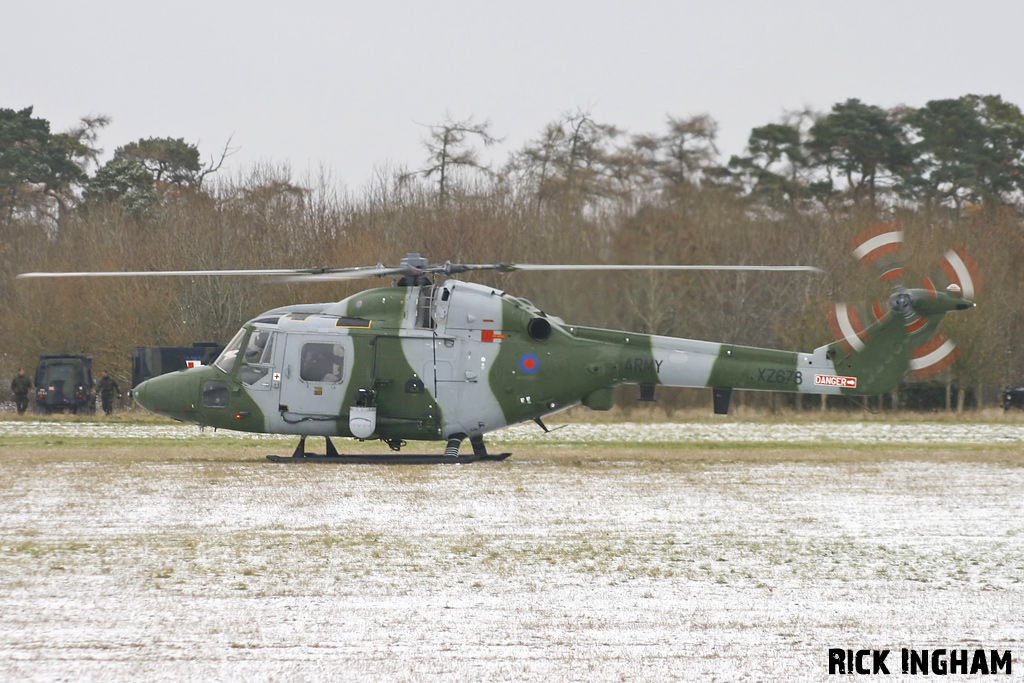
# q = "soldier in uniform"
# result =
<box><xmin>10</xmin><ymin>368</ymin><xmax>32</xmax><ymax>414</ymax></box>
<box><xmin>97</xmin><ymin>370</ymin><xmax>121</xmax><ymax>415</ymax></box>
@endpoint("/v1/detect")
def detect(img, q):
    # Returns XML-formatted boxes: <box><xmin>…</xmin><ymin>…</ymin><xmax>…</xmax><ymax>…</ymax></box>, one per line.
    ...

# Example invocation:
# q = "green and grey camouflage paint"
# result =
<box><xmin>133</xmin><ymin>279</ymin><xmax>972</xmax><ymax>445</ymax></box>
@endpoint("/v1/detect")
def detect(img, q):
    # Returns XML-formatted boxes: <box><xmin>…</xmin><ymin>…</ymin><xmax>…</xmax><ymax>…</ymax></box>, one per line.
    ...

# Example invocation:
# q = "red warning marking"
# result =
<box><xmin>814</xmin><ymin>374</ymin><xmax>857</xmax><ymax>388</ymax></box>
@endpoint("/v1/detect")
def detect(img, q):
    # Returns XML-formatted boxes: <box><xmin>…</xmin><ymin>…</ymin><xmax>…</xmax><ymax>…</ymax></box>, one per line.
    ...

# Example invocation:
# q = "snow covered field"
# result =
<box><xmin>4</xmin><ymin>418</ymin><xmax>1024</xmax><ymax>445</ymax></box>
<box><xmin>0</xmin><ymin>421</ymin><xmax>1022</xmax><ymax>681</ymax></box>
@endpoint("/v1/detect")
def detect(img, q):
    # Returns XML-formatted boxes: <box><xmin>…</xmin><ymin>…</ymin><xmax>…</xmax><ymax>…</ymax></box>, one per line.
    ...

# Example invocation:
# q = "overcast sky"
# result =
<box><xmin>6</xmin><ymin>0</ymin><xmax>1024</xmax><ymax>189</ymax></box>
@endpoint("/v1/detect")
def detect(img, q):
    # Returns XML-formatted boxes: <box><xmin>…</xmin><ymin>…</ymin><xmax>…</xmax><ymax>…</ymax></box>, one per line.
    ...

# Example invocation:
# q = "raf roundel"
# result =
<box><xmin>519</xmin><ymin>353</ymin><xmax>539</xmax><ymax>374</ymax></box>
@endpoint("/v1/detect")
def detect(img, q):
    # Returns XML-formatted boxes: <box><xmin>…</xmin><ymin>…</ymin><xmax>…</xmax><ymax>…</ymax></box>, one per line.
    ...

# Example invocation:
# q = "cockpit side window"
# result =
<box><xmin>243</xmin><ymin>329</ymin><xmax>274</xmax><ymax>364</ymax></box>
<box><xmin>238</xmin><ymin>330</ymin><xmax>276</xmax><ymax>386</ymax></box>
<box><xmin>213</xmin><ymin>328</ymin><xmax>247</xmax><ymax>375</ymax></box>
<box><xmin>300</xmin><ymin>342</ymin><xmax>344</xmax><ymax>383</ymax></box>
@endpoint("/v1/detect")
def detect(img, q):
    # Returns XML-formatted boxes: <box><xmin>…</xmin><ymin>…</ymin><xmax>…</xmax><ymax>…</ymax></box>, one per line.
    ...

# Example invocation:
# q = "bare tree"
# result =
<box><xmin>509</xmin><ymin>109</ymin><xmax>622</xmax><ymax>214</ymax></box>
<box><xmin>402</xmin><ymin>115</ymin><xmax>501</xmax><ymax>204</ymax></box>
<box><xmin>659</xmin><ymin>114</ymin><xmax>720</xmax><ymax>188</ymax></box>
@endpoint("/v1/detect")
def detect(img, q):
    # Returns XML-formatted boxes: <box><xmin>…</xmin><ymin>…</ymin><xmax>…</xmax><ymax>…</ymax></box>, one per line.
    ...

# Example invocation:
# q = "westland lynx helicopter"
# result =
<box><xmin>18</xmin><ymin>223</ymin><xmax>978</xmax><ymax>463</ymax></box>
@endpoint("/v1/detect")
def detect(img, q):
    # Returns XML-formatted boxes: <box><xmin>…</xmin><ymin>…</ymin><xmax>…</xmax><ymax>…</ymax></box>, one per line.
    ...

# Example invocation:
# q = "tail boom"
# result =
<box><xmin>575</xmin><ymin>287</ymin><xmax>971</xmax><ymax>401</ymax></box>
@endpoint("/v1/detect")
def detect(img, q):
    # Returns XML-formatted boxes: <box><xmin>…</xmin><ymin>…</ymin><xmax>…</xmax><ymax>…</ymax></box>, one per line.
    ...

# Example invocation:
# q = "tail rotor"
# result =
<box><xmin>829</xmin><ymin>222</ymin><xmax>979</xmax><ymax>384</ymax></box>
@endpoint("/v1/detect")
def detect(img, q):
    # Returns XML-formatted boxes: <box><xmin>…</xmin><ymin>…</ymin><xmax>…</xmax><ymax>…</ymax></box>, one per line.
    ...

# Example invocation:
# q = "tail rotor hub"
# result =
<box><xmin>889</xmin><ymin>290</ymin><xmax>914</xmax><ymax>317</ymax></box>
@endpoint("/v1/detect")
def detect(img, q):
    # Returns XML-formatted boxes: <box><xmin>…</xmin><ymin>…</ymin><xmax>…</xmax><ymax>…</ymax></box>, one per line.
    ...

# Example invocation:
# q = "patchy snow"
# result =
<box><xmin>492</xmin><ymin>420</ymin><xmax>1024</xmax><ymax>445</ymax></box>
<box><xmin>0</xmin><ymin>420</ymin><xmax>281</xmax><ymax>441</ymax></box>
<box><xmin>3</xmin><ymin>419</ymin><xmax>1023</xmax><ymax>445</ymax></box>
<box><xmin>0</xmin><ymin>424</ymin><xmax>1022</xmax><ymax>680</ymax></box>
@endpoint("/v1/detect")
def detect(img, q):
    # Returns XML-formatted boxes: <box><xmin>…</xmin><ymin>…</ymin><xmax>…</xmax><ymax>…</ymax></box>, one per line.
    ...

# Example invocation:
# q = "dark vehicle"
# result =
<box><xmin>1003</xmin><ymin>386</ymin><xmax>1024</xmax><ymax>411</ymax></box>
<box><xmin>130</xmin><ymin>342</ymin><xmax>224</xmax><ymax>390</ymax></box>
<box><xmin>34</xmin><ymin>354</ymin><xmax>96</xmax><ymax>414</ymax></box>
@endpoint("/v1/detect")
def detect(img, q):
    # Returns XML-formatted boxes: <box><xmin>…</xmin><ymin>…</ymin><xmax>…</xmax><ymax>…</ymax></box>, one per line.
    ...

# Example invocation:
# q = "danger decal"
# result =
<box><xmin>814</xmin><ymin>374</ymin><xmax>857</xmax><ymax>388</ymax></box>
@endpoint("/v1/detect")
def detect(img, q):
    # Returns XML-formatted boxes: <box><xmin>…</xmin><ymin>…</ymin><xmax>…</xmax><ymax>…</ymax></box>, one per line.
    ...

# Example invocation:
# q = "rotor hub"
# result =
<box><xmin>399</xmin><ymin>253</ymin><xmax>429</xmax><ymax>271</ymax></box>
<box><xmin>889</xmin><ymin>290</ymin><xmax>914</xmax><ymax>316</ymax></box>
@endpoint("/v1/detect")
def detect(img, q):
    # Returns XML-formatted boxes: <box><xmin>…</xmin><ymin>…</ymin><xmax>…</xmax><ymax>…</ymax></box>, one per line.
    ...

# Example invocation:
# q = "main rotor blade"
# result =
<box><xmin>484</xmin><ymin>263</ymin><xmax>826</xmax><ymax>274</ymax></box>
<box><xmin>16</xmin><ymin>265</ymin><xmax>409</xmax><ymax>280</ymax></box>
<box><xmin>18</xmin><ymin>262</ymin><xmax>825</xmax><ymax>282</ymax></box>
<box><xmin>17</xmin><ymin>268</ymin><xmax>308</xmax><ymax>279</ymax></box>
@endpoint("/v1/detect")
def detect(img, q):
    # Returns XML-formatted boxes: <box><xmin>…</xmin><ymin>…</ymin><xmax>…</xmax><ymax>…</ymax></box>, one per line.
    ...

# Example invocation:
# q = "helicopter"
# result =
<box><xmin>17</xmin><ymin>223</ymin><xmax>978</xmax><ymax>463</ymax></box>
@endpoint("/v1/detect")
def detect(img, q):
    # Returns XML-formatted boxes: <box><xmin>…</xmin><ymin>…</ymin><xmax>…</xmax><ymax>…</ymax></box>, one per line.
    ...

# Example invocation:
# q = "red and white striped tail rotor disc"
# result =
<box><xmin>835</xmin><ymin>223</ymin><xmax>976</xmax><ymax>380</ymax></box>
<box><xmin>938</xmin><ymin>246</ymin><xmax>982</xmax><ymax>299</ymax></box>
<box><xmin>850</xmin><ymin>223</ymin><xmax>905</xmax><ymax>285</ymax></box>
<box><xmin>827</xmin><ymin>302</ymin><xmax>870</xmax><ymax>355</ymax></box>
<box><xmin>909</xmin><ymin>332</ymin><xmax>960</xmax><ymax>380</ymax></box>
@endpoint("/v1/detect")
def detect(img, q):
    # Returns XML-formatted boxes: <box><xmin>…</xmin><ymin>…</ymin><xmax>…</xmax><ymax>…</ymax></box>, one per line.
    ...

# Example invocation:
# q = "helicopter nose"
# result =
<box><xmin>133</xmin><ymin>379</ymin><xmax>149</xmax><ymax>409</ymax></box>
<box><xmin>133</xmin><ymin>372</ymin><xmax>192</xmax><ymax>417</ymax></box>
<box><xmin>133</xmin><ymin>376</ymin><xmax>155</xmax><ymax>412</ymax></box>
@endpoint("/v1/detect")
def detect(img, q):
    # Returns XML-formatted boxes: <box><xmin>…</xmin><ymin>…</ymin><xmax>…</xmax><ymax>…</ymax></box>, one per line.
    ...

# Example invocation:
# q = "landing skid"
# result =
<box><xmin>266</xmin><ymin>453</ymin><xmax>511</xmax><ymax>464</ymax></box>
<box><xmin>266</xmin><ymin>435</ymin><xmax>511</xmax><ymax>464</ymax></box>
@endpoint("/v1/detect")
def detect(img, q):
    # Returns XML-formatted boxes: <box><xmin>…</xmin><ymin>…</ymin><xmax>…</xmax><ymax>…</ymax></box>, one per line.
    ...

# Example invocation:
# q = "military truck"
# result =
<box><xmin>130</xmin><ymin>342</ymin><xmax>224</xmax><ymax>390</ymax></box>
<box><xmin>34</xmin><ymin>354</ymin><xmax>96</xmax><ymax>414</ymax></box>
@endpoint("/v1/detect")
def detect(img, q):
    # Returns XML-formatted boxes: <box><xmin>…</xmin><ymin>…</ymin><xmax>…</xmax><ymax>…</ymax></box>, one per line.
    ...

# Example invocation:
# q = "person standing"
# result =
<box><xmin>10</xmin><ymin>369</ymin><xmax>32</xmax><ymax>414</ymax></box>
<box><xmin>97</xmin><ymin>371</ymin><xmax>121</xmax><ymax>415</ymax></box>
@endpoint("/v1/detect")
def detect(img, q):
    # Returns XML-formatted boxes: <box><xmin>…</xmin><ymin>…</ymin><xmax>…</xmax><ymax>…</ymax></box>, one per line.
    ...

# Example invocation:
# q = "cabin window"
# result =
<box><xmin>300</xmin><ymin>342</ymin><xmax>344</xmax><ymax>383</ymax></box>
<box><xmin>202</xmin><ymin>381</ymin><xmax>229</xmax><ymax>408</ymax></box>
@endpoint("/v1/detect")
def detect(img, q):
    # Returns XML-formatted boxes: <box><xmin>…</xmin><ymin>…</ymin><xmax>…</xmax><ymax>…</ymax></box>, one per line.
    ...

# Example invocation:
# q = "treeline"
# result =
<box><xmin>1</xmin><ymin>98</ymin><xmax>1022</xmax><ymax>411</ymax></box>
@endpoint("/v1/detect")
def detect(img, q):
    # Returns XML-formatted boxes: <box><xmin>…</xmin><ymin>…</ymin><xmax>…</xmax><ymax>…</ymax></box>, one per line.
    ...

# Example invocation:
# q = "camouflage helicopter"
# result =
<box><xmin>18</xmin><ymin>223</ymin><xmax>978</xmax><ymax>463</ymax></box>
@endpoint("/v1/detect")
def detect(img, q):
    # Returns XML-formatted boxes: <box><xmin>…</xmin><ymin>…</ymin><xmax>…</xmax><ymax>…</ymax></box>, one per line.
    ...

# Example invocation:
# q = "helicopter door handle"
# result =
<box><xmin>285</xmin><ymin>365</ymin><xmax>291</xmax><ymax>379</ymax></box>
